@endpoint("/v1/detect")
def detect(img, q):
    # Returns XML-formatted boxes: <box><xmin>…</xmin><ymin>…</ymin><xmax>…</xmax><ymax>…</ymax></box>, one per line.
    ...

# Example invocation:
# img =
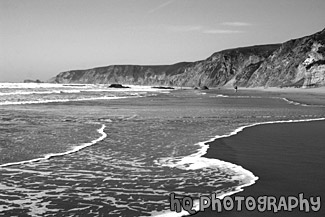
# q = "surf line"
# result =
<box><xmin>154</xmin><ymin>117</ymin><xmax>325</xmax><ymax>217</ymax></box>
<box><xmin>200</xmin><ymin>117</ymin><xmax>325</xmax><ymax>196</ymax></box>
<box><xmin>0</xmin><ymin>124</ymin><xmax>107</xmax><ymax>168</ymax></box>
<box><xmin>209</xmin><ymin>94</ymin><xmax>324</xmax><ymax>107</ymax></box>
<box><xmin>0</xmin><ymin>96</ymin><xmax>130</xmax><ymax>106</ymax></box>
<box><xmin>280</xmin><ymin>97</ymin><xmax>325</xmax><ymax>107</ymax></box>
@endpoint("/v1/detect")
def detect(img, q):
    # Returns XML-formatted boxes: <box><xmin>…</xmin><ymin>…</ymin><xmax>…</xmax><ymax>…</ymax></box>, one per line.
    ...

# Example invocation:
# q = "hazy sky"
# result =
<box><xmin>1</xmin><ymin>0</ymin><xmax>324</xmax><ymax>82</ymax></box>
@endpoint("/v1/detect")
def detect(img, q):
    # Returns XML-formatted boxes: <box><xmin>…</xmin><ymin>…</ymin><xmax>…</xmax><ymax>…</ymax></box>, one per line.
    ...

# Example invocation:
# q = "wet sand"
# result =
<box><xmin>193</xmin><ymin>120</ymin><xmax>325</xmax><ymax>216</ymax></box>
<box><xmin>210</xmin><ymin>86</ymin><xmax>325</xmax><ymax>106</ymax></box>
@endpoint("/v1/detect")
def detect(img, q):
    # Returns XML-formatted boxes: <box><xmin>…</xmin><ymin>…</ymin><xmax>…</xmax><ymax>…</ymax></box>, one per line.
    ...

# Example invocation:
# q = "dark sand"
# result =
<box><xmin>193</xmin><ymin>120</ymin><xmax>325</xmax><ymax>216</ymax></box>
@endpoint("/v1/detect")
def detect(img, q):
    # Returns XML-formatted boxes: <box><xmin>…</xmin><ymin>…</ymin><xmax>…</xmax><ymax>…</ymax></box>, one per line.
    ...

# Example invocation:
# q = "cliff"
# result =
<box><xmin>50</xmin><ymin>28</ymin><xmax>325</xmax><ymax>88</ymax></box>
<box><xmin>247</xmin><ymin>28</ymin><xmax>325</xmax><ymax>87</ymax></box>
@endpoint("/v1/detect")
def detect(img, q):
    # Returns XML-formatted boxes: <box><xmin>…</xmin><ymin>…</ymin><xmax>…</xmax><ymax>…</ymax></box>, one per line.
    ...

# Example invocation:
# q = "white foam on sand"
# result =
<box><xmin>153</xmin><ymin>117</ymin><xmax>325</xmax><ymax>217</ymax></box>
<box><xmin>0</xmin><ymin>124</ymin><xmax>107</xmax><ymax>168</ymax></box>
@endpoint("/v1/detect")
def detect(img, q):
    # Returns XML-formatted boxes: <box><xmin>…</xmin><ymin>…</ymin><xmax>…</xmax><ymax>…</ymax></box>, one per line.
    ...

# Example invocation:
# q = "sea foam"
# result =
<box><xmin>153</xmin><ymin>117</ymin><xmax>325</xmax><ymax>216</ymax></box>
<box><xmin>0</xmin><ymin>124</ymin><xmax>107</xmax><ymax>168</ymax></box>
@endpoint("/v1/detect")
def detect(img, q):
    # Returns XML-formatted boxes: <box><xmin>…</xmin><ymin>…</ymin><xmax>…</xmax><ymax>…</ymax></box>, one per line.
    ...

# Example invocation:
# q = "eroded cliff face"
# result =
<box><xmin>247</xmin><ymin>28</ymin><xmax>325</xmax><ymax>87</ymax></box>
<box><xmin>49</xmin><ymin>63</ymin><xmax>190</xmax><ymax>86</ymax></box>
<box><xmin>50</xmin><ymin>28</ymin><xmax>325</xmax><ymax>88</ymax></box>
<box><xmin>299</xmin><ymin>42</ymin><xmax>325</xmax><ymax>87</ymax></box>
<box><xmin>50</xmin><ymin>45</ymin><xmax>279</xmax><ymax>87</ymax></box>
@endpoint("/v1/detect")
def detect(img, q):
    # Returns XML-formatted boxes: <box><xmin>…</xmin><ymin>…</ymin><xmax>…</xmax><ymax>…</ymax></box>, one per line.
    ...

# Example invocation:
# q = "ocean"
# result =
<box><xmin>0</xmin><ymin>83</ymin><xmax>324</xmax><ymax>216</ymax></box>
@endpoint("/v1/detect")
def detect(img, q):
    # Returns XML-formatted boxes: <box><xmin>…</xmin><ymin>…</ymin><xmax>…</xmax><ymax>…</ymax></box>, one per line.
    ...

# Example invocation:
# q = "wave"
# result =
<box><xmin>209</xmin><ymin>94</ymin><xmax>263</xmax><ymax>98</ymax></box>
<box><xmin>153</xmin><ymin>117</ymin><xmax>325</xmax><ymax>217</ymax></box>
<box><xmin>280</xmin><ymin>97</ymin><xmax>325</xmax><ymax>107</ymax></box>
<box><xmin>0</xmin><ymin>83</ymin><xmax>95</xmax><ymax>89</ymax></box>
<box><xmin>209</xmin><ymin>94</ymin><xmax>324</xmax><ymax>107</ymax></box>
<box><xmin>0</xmin><ymin>90</ymin><xmax>62</xmax><ymax>96</ymax></box>
<box><xmin>59</xmin><ymin>90</ymin><xmax>82</xmax><ymax>93</ymax></box>
<box><xmin>281</xmin><ymin>97</ymin><xmax>311</xmax><ymax>106</ymax></box>
<box><xmin>209</xmin><ymin>94</ymin><xmax>229</xmax><ymax>98</ymax></box>
<box><xmin>0</xmin><ymin>96</ymin><xmax>129</xmax><ymax>105</ymax></box>
<box><xmin>0</xmin><ymin>124</ymin><xmax>107</xmax><ymax>168</ymax></box>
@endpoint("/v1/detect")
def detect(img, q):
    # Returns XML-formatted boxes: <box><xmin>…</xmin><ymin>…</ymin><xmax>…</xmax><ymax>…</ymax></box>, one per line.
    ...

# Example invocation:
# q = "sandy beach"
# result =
<box><xmin>193</xmin><ymin>119</ymin><xmax>325</xmax><ymax>217</ymax></box>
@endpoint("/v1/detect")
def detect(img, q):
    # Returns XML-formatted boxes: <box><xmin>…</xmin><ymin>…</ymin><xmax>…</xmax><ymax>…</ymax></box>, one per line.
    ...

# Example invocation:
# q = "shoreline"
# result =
<box><xmin>155</xmin><ymin>118</ymin><xmax>325</xmax><ymax>217</ymax></box>
<box><xmin>0</xmin><ymin>124</ymin><xmax>107</xmax><ymax>168</ymax></box>
<box><xmin>2</xmin><ymin>84</ymin><xmax>325</xmax><ymax>216</ymax></box>
<box><xmin>206</xmin><ymin>86</ymin><xmax>325</xmax><ymax>106</ymax></box>
<box><xmin>193</xmin><ymin>119</ymin><xmax>325</xmax><ymax>217</ymax></box>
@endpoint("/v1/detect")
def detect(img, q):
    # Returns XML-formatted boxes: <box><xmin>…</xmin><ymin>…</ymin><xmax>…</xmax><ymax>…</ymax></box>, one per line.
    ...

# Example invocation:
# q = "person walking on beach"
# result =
<box><xmin>234</xmin><ymin>86</ymin><xmax>238</xmax><ymax>93</ymax></box>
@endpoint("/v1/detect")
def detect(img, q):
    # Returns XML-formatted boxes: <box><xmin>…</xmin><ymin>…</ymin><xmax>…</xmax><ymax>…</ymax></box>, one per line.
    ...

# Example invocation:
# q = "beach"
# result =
<box><xmin>2</xmin><ymin>0</ymin><xmax>325</xmax><ymax>215</ymax></box>
<box><xmin>1</xmin><ymin>84</ymin><xmax>325</xmax><ymax>216</ymax></box>
<box><xmin>192</xmin><ymin>87</ymin><xmax>325</xmax><ymax>217</ymax></box>
<box><xmin>212</xmin><ymin>86</ymin><xmax>325</xmax><ymax>106</ymax></box>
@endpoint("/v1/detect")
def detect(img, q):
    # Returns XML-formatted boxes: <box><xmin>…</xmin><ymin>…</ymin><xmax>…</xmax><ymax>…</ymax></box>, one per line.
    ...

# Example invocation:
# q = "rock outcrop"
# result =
<box><xmin>50</xmin><ymin>28</ymin><xmax>325</xmax><ymax>88</ymax></box>
<box><xmin>24</xmin><ymin>79</ymin><xmax>43</xmax><ymax>83</ymax></box>
<box><xmin>108</xmin><ymin>84</ymin><xmax>130</xmax><ymax>88</ymax></box>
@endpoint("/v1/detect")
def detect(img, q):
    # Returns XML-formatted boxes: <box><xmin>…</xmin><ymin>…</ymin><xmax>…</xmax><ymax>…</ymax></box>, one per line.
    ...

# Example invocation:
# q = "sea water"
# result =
<box><xmin>0</xmin><ymin>83</ymin><xmax>324</xmax><ymax>216</ymax></box>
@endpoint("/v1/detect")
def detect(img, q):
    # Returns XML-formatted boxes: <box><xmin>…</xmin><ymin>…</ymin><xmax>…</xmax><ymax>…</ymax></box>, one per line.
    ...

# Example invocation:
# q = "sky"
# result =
<box><xmin>1</xmin><ymin>0</ymin><xmax>325</xmax><ymax>82</ymax></box>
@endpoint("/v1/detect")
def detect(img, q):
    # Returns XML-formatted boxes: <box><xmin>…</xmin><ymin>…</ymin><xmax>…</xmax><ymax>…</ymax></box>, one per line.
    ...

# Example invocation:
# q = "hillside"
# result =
<box><xmin>49</xmin><ymin>28</ymin><xmax>325</xmax><ymax>88</ymax></box>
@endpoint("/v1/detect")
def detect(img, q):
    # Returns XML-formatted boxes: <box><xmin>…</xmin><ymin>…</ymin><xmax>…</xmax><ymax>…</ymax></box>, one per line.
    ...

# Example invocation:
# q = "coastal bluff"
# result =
<box><xmin>49</xmin><ymin>28</ymin><xmax>325</xmax><ymax>88</ymax></box>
